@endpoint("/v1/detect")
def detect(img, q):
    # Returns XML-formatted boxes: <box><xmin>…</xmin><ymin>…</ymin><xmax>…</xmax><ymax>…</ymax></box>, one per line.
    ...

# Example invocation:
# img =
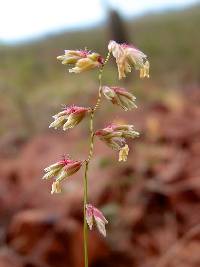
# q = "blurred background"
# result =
<box><xmin>0</xmin><ymin>0</ymin><xmax>200</xmax><ymax>267</ymax></box>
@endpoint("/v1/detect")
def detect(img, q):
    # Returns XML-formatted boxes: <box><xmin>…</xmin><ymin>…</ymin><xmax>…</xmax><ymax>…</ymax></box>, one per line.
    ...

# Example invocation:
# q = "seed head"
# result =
<box><xmin>102</xmin><ymin>86</ymin><xmax>137</xmax><ymax>111</ymax></box>
<box><xmin>49</xmin><ymin>105</ymin><xmax>91</xmax><ymax>131</ymax></box>
<box><xmin>95</xmin><ymin>123</ymin><xmax>139</xmax><ymax>160</ymax></box>
<box><xmin>86</xmin><ymin>204</ymin><xmax>108</xmax><ymax>237</ymax></box>
<box><xmin>42</xmin><ymin>156</ymin><xmax>83</xmax><ymax>194</ymax></box>
<box><xmin>108</xmin><ymin>40</ymin><xmax>150</xmax><ymax>79</ymax></box>
<box><xmin>57</xmin><ymin>49</ymin><xmax>104</xmax><ymax>73</ymax></box>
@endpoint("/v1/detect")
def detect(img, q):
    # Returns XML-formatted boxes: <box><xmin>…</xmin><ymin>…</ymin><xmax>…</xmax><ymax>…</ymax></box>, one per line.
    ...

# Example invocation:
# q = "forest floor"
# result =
<box><xmin>0</xmin><ymin>86</ymin><xmax>200</xmax><ymax>267</ymax></box>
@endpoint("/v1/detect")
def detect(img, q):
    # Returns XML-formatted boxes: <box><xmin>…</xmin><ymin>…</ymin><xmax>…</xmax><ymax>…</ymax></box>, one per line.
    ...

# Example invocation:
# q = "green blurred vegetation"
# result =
<box><xmin>0</xmin><ymin>4</ymin><xmax>199</xmax><ymax>135</ymax></box>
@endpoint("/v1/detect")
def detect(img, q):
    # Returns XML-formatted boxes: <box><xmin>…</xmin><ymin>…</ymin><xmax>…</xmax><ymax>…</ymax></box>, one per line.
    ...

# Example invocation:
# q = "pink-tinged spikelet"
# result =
<box><xmin>108</xmin><ymin>40</ymin><xmax>149</xmax><ymax>79</ymax></box>
<box><xmin>49</xmin><ymin>105</ymin><xmax>91</xmax><ymax>131</ymax></box>
<box><xmin>42</xmin><ymin>156</ymin><xmax>83</xmax><ymax>194</ymax></box>
<box><xmin>102</xmin><ymin>86</ymin><xmax>137</xmax><ymax>111</ymax></box>
<box><xmin>95</xmin><ymin>123</ymin><xmax>139</xmax><ymax>161</ymax></box>
<box><xmin>86</xmin><ymin>204</ymin><xmax>108</xmax><ymax>237</ymax></box>
<box><xmin>57</xmin><ymin>49</ymin><xmax>104</xmax><ymax>73</ymax></box>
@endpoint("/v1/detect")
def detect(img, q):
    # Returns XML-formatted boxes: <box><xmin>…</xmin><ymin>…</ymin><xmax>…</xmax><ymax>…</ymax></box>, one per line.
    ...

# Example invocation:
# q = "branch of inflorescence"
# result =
<box><xmin>43</xmin><ymin>40</ymin><xmax>150</xmax><ymax>267</ymax></box>
<box><xmin>83</xmin><ymin>51</ymin><xmax>111</xmax><ymax>267</ymax></box>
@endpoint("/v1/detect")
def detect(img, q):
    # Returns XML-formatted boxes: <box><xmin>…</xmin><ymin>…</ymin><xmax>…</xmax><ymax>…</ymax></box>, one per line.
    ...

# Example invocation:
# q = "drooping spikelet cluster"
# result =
<box><xmin>42</xmin><ymin>41</ymin><xmax>149</xmax><ymax>238</ymax></box>
<box><xmin>42</xmin><ymin>156</ymin><xmax>83</xmax><ymax>194</ymax></box>
<box><xmin>95</xmin><ymin>123</ymin><xmax>139</xmax><ymax>162</ymax></box>
<box><xmin>108</xmin><ymin>40</ymin><xmax>149</xmax><ymax>79</ymax></box>
<box><xmin>57</xmin><ymin>49</ymin><xmax>104</xmax><ymax>73</ymax></box>
<box><xmin>49</xmin><ymin>105</ymin><xmax>91</xmax><ymax>131</ymax></box>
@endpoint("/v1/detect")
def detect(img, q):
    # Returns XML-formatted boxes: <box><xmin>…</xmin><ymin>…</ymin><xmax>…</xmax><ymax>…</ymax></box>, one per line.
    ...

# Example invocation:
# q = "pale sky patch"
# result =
<box><xmin>0</xmin><ymin>0</ymin><xmax>198</xmax><ymax>42</ymax></box>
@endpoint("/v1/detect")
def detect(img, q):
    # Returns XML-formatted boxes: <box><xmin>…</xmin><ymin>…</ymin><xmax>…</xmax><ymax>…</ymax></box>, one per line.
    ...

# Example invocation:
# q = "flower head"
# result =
<box><xmin>86</xmin><ymin>204</ymin><xmax>108</xmax><ymax>237</ymax></box>
<box><xmin>95</xmin><ymin>123</ymin><xmax>139</xmax><ymax>161</ymax></box>
<box><xmin>49</xmin><ymin>105</ymin><xmax>91</xmax><ymax>131</ymax></box>
<box><xmin>42</xmin><ymin>156</ymin><xmax>83</xmax><ymax>194</ymax></box>
<box><xmin>108</xmin><ymin>40</ymin><xmax>149</xmax><ymax>79</ymax></box>
<box><xmin>102</xmin><ymin>86</ymin><xmax>137</xmax><ymax>111</ymax></box>
<box><xmin>57</xmin><ymin>49</ymin><xmax>104</xmax><ymax>73</ymax></box>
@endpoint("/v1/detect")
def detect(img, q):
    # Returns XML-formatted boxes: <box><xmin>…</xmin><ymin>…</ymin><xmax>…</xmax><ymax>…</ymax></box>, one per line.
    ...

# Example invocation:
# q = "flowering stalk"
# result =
<box><xmin>83</xmin><ymin>51</ymin><xmax>111</xmax><ymax>267</ymax></box>
<box><xmin>42</xmin><ymin>41</ymin><xmax>149</xmax><ymax>267</ymax></box>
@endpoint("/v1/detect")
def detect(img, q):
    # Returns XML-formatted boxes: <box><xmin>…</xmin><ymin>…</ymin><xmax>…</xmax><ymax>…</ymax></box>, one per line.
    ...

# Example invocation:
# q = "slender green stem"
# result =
<box><xmin>83</xmin><ymin>161</ymin><xmax>88</xmax><ymax>267</ymax></box>
<box><xmin>83</xmin><ymin>51</ymin><xmax>111</xmax><ymax>267</ymax></box>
